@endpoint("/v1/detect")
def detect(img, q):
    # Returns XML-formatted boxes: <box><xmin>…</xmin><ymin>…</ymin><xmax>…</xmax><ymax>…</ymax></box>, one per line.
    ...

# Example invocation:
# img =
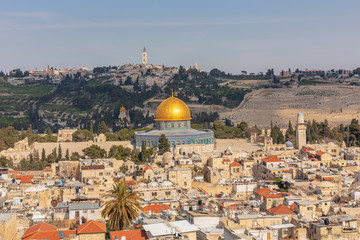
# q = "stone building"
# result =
<box><xmin>0</xmin><ymin>213</ymin><xmax>17</xmax><ymax>240</ymax></box>
<box><xmin>57</xmin><ymin>129</ymin><xmax>77</xmax><ymax>142</ymax></box>
<box><xmin>168</xmin><ymin>167</ymin><xmax>192</xmax><ymax>189</ymax></box>
<box><xmin>134</xmin><ymin>181</ymin><xmax>178</xmax><ymax>201</ymax></box>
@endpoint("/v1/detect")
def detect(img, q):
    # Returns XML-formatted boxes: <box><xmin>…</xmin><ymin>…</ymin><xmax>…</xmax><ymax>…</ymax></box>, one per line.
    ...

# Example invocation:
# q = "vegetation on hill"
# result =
<box><xmin>32</xmin><ymin>76</ymin><xmax>159</xmax><ymax>133</ymax></box>
<box><xmin>0</xmin><ymin>81</ymin><xmax>54</xmax><ymax>129</ymax></box>
<box><xmin>166</xmin><ymin>67</ymin><xmax>251</xmax><ymax>108</ymax></box>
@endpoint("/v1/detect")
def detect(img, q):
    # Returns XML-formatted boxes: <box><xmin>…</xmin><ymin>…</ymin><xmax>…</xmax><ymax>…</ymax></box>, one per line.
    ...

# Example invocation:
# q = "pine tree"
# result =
<box><xmin>98</xmin><ymin>121</ymin><xmax>109</xmax><ymax>134</ymax></box>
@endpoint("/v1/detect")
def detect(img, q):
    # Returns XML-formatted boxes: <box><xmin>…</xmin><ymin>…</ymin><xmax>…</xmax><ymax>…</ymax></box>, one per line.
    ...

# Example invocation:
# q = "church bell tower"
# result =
<box><xmin>142</xmin><ymin>47</ymin><xmax>147</xmax><ymax>66</ymax></box>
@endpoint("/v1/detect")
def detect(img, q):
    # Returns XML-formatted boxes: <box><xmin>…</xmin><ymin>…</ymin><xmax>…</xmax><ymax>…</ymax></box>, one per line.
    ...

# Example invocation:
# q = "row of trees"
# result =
<box><xmin>211</xmin><ymin>120</ymin><xmax>261</xmax><ymax>139</ymax></box>
<box><xmin>269</xmin><ymin>118</ymin><xmax>360</xmax><ymax>147</ymax></box>
<box><xmin>0</xmin><ymin>126</ymin><xmax>57</xmax><ymax>152</ymax></box>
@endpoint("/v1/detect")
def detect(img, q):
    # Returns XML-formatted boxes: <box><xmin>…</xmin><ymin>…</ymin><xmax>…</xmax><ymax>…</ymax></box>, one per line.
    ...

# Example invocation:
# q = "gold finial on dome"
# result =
<box><xmin>155</xmin><ymin>96</ymin><xmax>191</xmax><ymax>121</ymax></box>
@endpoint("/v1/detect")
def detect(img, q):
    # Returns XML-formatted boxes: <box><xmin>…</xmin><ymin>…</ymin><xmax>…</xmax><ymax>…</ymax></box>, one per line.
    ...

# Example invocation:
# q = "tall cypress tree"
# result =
<box><xmin>41</xmin><ymin>148</ymin><xmax>46</xmax><ymax>161</ymax></box>
<box><xmin>58</xmin><ymin>144</ymin><xmax>62</xmax><ymax>161</ymax></box>
<box><xmin>158</xmin><ymin>134</ymin><xmax>170</xmax><ymax>155</ymax></box>
<box><xmin>140</xmin><ymin>141</ymin><xmax>147</xmax><ymax>162</ymax></box>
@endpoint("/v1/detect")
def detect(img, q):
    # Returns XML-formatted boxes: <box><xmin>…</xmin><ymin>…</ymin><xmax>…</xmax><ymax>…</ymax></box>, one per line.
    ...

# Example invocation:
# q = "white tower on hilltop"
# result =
<box><xmin>142</xmin><ymin>47</ymin><xmax>147</xmax><ymax>66</ymax></box>
<box><xmin>296</xmin><ymin>112</ymin><xmax>307</xmax><ymax>150</ymax></box>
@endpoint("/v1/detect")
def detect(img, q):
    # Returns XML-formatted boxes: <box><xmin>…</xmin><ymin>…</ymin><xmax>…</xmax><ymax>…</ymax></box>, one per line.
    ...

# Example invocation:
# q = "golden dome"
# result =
<box><xmin>155</xmin><ymin>96</ymin><xmax>191</xmax><ymax>121</ymax></box>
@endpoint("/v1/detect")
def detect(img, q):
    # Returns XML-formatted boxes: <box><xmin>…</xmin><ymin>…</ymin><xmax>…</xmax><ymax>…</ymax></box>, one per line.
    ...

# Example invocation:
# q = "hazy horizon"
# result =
<box><xmin>1</xmin><ymin>0</ymin><xmax>359</xmax><ymax>74</ymax></box>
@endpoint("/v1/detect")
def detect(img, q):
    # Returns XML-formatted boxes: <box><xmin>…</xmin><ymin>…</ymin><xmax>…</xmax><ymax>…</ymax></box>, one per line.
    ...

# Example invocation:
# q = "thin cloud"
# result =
<box><xmin>0</xmin><ymin>17</ymin><xmax>308</xmax><ymax>31</ymax></box>
<box><xmin>3</xmin><ymin>11</ymin><xmax>55</xmax><ymax>19</ymax></box>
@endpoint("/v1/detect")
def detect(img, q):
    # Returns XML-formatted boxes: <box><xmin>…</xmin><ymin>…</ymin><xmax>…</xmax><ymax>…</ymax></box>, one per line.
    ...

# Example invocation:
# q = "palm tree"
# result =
<box><xmin>102</xmin><ymin>181</ymin><xmax>142</xmax><ymax>230</ymax></box>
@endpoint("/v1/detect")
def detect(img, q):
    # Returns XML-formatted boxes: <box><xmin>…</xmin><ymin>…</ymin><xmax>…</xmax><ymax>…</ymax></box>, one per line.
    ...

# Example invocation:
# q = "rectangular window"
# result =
<box><xmin>99</xmin><ymin>172</ymin><xmax>103</xmax><ymax>176</ymax></box>
<box><xmin>166</xmin><ymin>191</ymin><xmax>171</xmax><ymax>196</ymax></box>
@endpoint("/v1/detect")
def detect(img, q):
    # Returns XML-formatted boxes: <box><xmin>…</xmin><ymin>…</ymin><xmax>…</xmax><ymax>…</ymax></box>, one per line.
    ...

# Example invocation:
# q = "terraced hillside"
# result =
<box><xmin>0</xmin><ymin>81</ymin><xmax>54</xmax><ymax>128</ymax></box>
<box><xmin>221</xmin><ymin>84</ymin><xmax>360</xmax><ymax>128</ymax></box>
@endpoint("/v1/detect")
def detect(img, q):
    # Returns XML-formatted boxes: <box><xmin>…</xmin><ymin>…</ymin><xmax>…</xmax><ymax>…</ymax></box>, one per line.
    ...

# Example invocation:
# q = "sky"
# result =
<box><xmin>0</xmin><ymin>0</ymin><xmax>359</xmax><ymax>74</ymax></box>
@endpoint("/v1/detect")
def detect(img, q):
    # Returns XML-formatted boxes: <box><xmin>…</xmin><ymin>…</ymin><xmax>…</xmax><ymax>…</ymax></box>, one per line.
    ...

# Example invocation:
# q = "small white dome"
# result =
<box><xmin>148</xmin><ymin>182</ymin><xmax>159</xmax><ymax>187</ymax></box>
<box><xmin>161</xmin><ymin>181</ymin><xmax>173</xmax><ymax>187</ymax></box>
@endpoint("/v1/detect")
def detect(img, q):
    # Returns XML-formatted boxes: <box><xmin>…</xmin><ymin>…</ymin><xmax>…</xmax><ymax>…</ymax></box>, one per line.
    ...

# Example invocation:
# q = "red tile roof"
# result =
<box><xmin>283</xmin><ymin>169</ymin><xmax>291</xmax><ymax>173</ymax></box>
<box><xmin>143</xmin><ymin>166</ymin><xmax>153</xmax><ymax>172</ymax></box>
<box><xmin>124</xmin><ymin>180</ymin><xmax>136</xmax><ymax>186</ymax></box>
<box><xmin>263</xmin><ymin>192</ymin><xmax>292</xmax><ymax>198</ymax></box>
<box><xmin>43</xmin><ymin>167</ymin><xmax>52</xmax><ymax>172</ymax></box>
<box><xmin>323</xmin><ymin>177</ymin><xmax>334</xmax><ymax>181</ymax></box>
<box><xmin>110</xmin><ymin>230</ymin><xmax>146</xmax><ymax>240</ymax></box>
<box><xmin>143</xmin><ymin>203</ymin><xmax>170</xmax><ymax>213</ymax></box>
<box><xmin>16</xmin><ymin>175</ymin><xmax>33</xmax><ymax>183</ymax></box>
<box><xmin>229</xmin><ymin>161</ymin><xmax>242</xmax><ymax>167</ymax></box>
<box><xmin>22</xmin><ymin>223</ymin><xmax>57</xmax><ymax>239</ymax></box>
<box><xmin>261</xmin><ymin>156</ymin><xmax>283</xmax><ymax>163</ymax></box>
<box><xmin>11</xmin><ymin>170</ymin><xmax>21</xmax><ymax>178</ymax></box>
<box><xmin>263</xmin><ymin>193</ymin><xmax>284</xmax><ymax>198</ymax></box>
<box><xmin>316</xmin><ymin>151</ymin><xmax>326</xmax><ymax>156</ymax></box>
<box><xmin>268</xmin><ymin>204</ymin><xmax>295</xmax><ymax>215</ymax></box>
<box><xmin>77</xmin><ymin>220</ymin><xmax>106</xmax><ymax>234</ymax></box>
<box><xmin>223</xmin><ymin>158</ymin><xmax>230</xmax><ymax>162</ymax></box>
<box><xmin>255</xmin><ymin>188</ymin><xmax>277</xmax><ymax>196</ymax></box>
<box><xmin>303</xmin><ymin>147</ymin><xmax>315</xmax><ymax>151</ymax></box>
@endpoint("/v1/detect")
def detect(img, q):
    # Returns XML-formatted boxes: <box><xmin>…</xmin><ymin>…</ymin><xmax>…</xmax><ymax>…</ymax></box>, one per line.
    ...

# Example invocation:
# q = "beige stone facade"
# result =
<box><xmin>0</xmin><ymin>213</ymin><xmax>17</xmax><ymax>240</ymax></box>
<box><xmin>168</xmin><ymin>167</ymin><xmax>192</xmax><ymax>189</ymax></box>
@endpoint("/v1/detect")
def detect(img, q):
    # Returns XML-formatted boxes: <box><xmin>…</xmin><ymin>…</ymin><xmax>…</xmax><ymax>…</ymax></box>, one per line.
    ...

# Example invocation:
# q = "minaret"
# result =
<box><xmin>296</xmin><ymin>112</ymin><xmax>307</xmax><ymax>149</ymax></box>
<box><xmin>142</xmin><ymin>47</ymin><xmax>147</xmax><ymax>66</ymax></box>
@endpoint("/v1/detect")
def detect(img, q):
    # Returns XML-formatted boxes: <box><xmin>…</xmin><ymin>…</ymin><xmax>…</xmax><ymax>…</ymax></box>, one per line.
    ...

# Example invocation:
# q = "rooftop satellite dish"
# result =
<box><xmin>121</xmin><ymin>236</ymin><xmax>126</xmax><ymax>240</ymax></box>
<box><xmin>58</xmin><ymin>231</ymin><xmax>66</xmax><ymax>239</ymax></box>
<box><xmin>284</xmin><ymin>216</ymin><xmax>289</xmax><ymax>221</ymax></box>
<box><xmin>115</xmin><ymin>237</ymin><xmax>119</xmax><ymax>240</ymax></box>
